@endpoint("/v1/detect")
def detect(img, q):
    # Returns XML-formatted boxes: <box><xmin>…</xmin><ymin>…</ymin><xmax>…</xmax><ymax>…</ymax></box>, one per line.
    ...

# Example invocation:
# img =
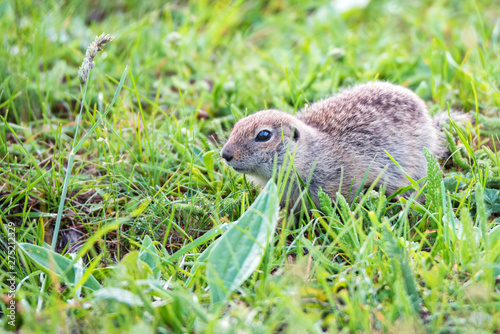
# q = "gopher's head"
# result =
<box><xmin>220</xmin><ymin>110</ymin><xmax>301</xmax><ymax>180</ymax></box>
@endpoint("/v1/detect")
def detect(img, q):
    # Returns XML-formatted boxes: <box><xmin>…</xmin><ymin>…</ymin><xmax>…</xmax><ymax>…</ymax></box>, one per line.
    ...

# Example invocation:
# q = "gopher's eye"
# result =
<box><xmin>255</xmin><ymin>130</ymin><xmax>272</xmax><ymax>142</ymax></box>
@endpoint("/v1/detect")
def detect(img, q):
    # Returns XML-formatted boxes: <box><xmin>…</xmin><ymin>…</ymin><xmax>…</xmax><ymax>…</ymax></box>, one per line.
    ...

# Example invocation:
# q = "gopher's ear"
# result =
<box><xmin>292</xmin><ymin>127</ymin><xmax>300</xmax><ymax>141</ymax></box>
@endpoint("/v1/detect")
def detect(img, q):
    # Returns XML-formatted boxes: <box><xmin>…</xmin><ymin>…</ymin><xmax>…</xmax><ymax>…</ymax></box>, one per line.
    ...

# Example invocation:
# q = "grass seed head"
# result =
<box><xmin>78</xmin><ymin>33</ymin><xmax>115</xmax><ymax>85</ymax></box>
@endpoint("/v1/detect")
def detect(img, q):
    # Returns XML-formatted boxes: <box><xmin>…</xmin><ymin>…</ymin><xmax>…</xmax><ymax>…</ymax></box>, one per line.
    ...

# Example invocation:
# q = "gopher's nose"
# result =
<box><xmin>221</xmin><ymin>150</ymin><xmax>233</xmax><ymax>162</ymax></box>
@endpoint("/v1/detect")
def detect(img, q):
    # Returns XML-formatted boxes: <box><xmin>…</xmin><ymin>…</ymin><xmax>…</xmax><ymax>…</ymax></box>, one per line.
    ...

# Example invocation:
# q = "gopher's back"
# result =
<box><xmin>296</xmin><ymin>82</ymin><xmax>443</xmax><ymax>194</ymax></box>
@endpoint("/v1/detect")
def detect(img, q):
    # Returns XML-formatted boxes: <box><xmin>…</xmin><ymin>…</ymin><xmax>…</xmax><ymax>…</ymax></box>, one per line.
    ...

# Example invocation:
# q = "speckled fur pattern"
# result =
<box><xmin>221</xmin><ymin>82</ymin><xmax>445</xmax><ymax>208</ymax></box>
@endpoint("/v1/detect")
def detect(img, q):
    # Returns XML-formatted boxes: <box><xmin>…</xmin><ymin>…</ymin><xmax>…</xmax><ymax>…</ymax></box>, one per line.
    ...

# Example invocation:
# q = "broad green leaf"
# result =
<box><xmin>71</xmin><ymin>254</ymin><xmax>84</xmax><ymax>297</ymax></box>
<box><xmin>92</xmin><ymin>288</ymin><xmax>144</xmax><ymax>306</ymax></box>
<box><xmin>483</xmin><ymin>188</ymin><xmax>500</xmax><ymax>215</ymax></box>
<box><xmin>18</xmin><ymin>243</ymin><xmax>101</xmax><ymax>291</ymax></box>
<box><xmin>490</xmin><ymin>225</ymin><xmax>500</xmax><ymax>249</ymax></box>
<box><xmin>185</xmin><ymin>223</ymin><xmax>235</xmax><ymax>288</ymax></box>
<box><xmin>139</xmin><ymin>235</ymin><xmax>161</xmax><ymax>278</ymax></box>
<box><xmin>207</xmin><ymin>180</ymin><xmax>279</xmax><ymax>303</ymax></box>
<box><xmin>443</xmin><ymin>176</ymin><xmax>466</xmax><ymax>192</ymax></box>
<box><xmin>483</xmin><ymin>188</ymin><xmax>499</xmax><ymax>205</ymax></box>
<box><xmin>203</xmin><ymin>150</ymin><xmax>216</xmax><ymax>181</ymax></box>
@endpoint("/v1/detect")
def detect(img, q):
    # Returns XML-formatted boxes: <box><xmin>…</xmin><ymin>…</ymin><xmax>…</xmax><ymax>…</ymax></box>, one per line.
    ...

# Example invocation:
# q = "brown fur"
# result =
<box><xmin>221</xmin><ymin>82</ymin><xmax>445</xmax><ymax>208</ymax></box>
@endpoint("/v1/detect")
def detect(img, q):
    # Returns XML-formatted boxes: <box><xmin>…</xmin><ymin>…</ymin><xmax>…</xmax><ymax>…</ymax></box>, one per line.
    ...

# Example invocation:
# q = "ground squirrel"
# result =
<box><xmin>220</xmin><ymin>82</ymin><xmax>445</xmax><ymax>208</ymax></box>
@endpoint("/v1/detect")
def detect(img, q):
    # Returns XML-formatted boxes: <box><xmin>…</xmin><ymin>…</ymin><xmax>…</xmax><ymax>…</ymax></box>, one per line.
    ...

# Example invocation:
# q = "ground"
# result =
<box><xmin>1</xmin><ymin>0</ymin><xmax>500</xmax><ymax>333</ymax></box>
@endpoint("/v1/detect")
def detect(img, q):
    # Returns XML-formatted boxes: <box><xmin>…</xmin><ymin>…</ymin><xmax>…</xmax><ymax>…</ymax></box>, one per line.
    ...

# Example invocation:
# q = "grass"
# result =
<box><xmin>1</xmin><ymin>0</ymin><xmax>500</xmax><ymax>332</ymax></box>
